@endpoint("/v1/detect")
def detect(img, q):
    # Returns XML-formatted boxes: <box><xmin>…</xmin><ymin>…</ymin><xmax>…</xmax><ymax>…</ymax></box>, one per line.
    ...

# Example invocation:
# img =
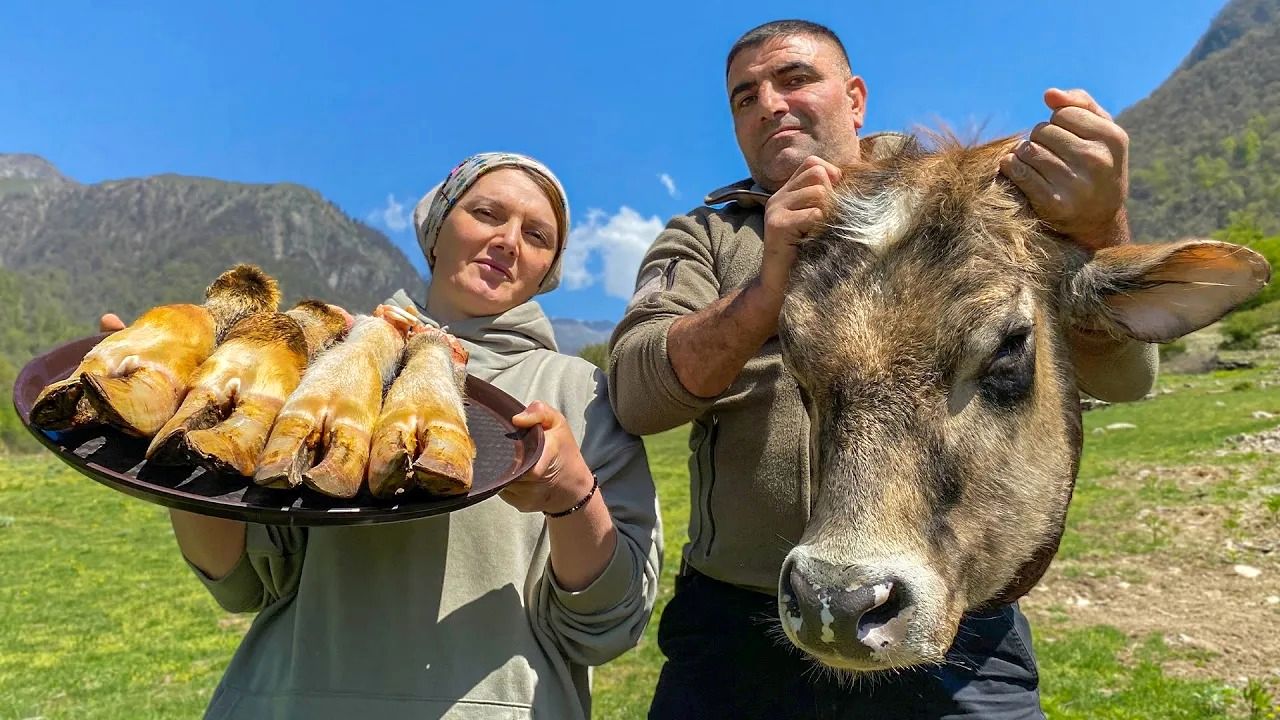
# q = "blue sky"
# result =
<box><xmin>3</xmin><ymin>1</ymin><xmax>1226</xmax><ymax>321</ymax></box>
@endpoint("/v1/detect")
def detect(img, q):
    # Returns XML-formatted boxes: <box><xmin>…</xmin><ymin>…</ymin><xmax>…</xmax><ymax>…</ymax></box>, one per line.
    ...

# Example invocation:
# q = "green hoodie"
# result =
<box><xmin>189</xmin><ymin>291</ymin><xmax>662</xmax><ymax>719</ymax></box>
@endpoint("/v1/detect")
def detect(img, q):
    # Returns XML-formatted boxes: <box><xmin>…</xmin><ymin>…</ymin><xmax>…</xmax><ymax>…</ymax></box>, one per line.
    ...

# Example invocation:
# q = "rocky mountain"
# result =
<box><xmin>0</xmin><ymin>154</ymin><xmax>73</xmax><ymax>184</ymax></box>
<box><xmin>0</xmin><ymin>154</ymin><xmax>76</xmax><ymax>198</ymax></box>
<box><xmin>0</xmin><ymin>156</ymin><xmax>425</xmax><ymax>326</ymax></box>
<box><xmin>1120</xmin><ymin>0</ymin><xmax>1280</xmax><ymax>241</ymax></box>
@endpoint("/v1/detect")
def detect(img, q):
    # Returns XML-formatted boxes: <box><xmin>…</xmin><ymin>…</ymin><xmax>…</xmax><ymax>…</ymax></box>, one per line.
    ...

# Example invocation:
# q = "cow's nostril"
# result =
<box><xmin>780</xmin><ymin>560</ymin><xmax>802</xmax><ymax>618</ymax></box>
<box><xmin>779</xmin><ymin>558</ymin><xmax>825</xmax><ymax>642</ymax></box>
<box><xmin>826</xmin><ymin>580</ymin><xmax>885</xmax><ymax>622</ymax></box>
<box><xmin>853</xmin><ymin>580</ymin><xmax>913</xmax><ymax>652</ymax></box>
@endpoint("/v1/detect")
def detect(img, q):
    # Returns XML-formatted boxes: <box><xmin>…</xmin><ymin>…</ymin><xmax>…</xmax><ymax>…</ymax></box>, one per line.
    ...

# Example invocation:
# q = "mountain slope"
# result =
<box><xmin>1120</xmin><ymin>0</ymin><xmax>1280</xmax><ymax>240</ymax></box>
<box><xmin>0</xmin><ymin>157</ymin><xmax>424</xmax><ymax>326</ymax></box>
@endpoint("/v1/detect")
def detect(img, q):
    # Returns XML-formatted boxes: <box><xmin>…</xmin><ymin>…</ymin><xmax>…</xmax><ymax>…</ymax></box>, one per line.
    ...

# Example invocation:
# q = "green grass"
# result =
<box><xmin>2</xmin><ymin>363</ymin><xmax>1278</xmax><ymax>718</ymax></box>
<box><xmin>1037</xmin><ymin>627</ymin><xmax>1240</xmax><ymax>719</ymax></box>
<box><xmin>1057</xmin><ymin>364</ymin><xmax>1280</xmax><ymax>562</ymax></box>
<box><xmin>0</xmin><ymin>459</ymin><xmax>242</xmax><ymax>718</ymax></box>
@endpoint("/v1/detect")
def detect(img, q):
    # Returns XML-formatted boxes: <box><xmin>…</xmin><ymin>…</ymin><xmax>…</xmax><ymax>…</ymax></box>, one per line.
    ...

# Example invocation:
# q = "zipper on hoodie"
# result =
<box><xmin>701</xmin><ymin>414</ymin><xmax>719</xmax><ymax>559</ymax></box>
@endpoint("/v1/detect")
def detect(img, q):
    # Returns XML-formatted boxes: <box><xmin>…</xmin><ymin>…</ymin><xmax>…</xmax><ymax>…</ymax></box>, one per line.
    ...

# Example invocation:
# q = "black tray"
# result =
<box><xmin>13</xmin><ymin>333</ymin><xmax>543</xmax><ymax>526</ymax></box>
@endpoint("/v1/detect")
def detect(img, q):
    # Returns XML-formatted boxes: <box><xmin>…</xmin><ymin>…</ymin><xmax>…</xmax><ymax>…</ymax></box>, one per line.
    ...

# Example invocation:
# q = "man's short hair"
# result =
<box><xmin>725</xmin><ymin>19</ymin><xmax>851</xmax><ymax>77</ymax></box>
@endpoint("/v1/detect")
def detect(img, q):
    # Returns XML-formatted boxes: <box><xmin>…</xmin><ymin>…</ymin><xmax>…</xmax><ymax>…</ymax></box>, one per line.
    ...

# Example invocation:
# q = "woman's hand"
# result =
<box><xmin>502</xmin><ymin>401</ymin><xmax>594</xmax><ymax>515</ymax></box>
<box><xmin>508</xmin><ymin>401</ymin><xmax>616</xmax><ymax>591</ymax></box>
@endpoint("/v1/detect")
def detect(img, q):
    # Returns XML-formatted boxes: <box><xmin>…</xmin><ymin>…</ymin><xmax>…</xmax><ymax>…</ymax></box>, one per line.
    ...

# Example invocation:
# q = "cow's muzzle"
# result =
<box><xmin>779</xmin><ymin>553</ymin><xmax>930</xmax><ymax>669</ymax></box>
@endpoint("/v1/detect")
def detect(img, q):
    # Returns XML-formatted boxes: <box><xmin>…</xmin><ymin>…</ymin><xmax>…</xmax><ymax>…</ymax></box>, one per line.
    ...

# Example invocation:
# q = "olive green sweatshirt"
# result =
<box><xmin>188</xmin><ymin>292</ymin><xmax>662</xmax><ymax>719</ymax></box>
<box><xmin>607</xmin><ymin>134</ymin><xmax>1157</xmax><ymax>595</ymax></box>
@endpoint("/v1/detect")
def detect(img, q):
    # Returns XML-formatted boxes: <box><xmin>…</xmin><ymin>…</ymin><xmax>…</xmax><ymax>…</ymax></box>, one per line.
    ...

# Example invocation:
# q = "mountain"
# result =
<box><xmin>0</xmin><ymin>154</ymin><xmax>76</xmax><ymax>197</ymax></box>
<box><xmin>0</xmin><ymin>154</ymin><xmax>73</xmax><ymax>184</ymax></box>
<box><xmin>1176</xmin><ymin>0</ymin><xmax>1277</xmax><ymax>73</ymax></box>
<box><xmin>0</xmin><ymin>156</ymin><xmax>425</xmax><ymax>327</ymax></box>
<box><xmin>1120</xmin><ymin>0</ymin><xmax>1280</xmax><ymax>241</ymax></box>
<box><xmin>550</xmin><ymin>318</ymin><xmax>616</xmax><ymax>356</ymax></box>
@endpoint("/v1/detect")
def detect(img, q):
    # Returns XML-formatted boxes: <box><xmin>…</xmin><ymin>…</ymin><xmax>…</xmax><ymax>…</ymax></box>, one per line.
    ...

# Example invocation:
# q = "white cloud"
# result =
<box><xmin>658</xmin><ymin>173</ymin><xmax>678</xmax><ymax>198</ymax></box>
<box><xmin>563</xmin><ymin>207</ymin><xmax>664</xmax><ymax>299</ymax></box>
<box><xmin>369</xmin><ymin>193</ymin><xmax>410</xmax><ymax>232</ymax></box>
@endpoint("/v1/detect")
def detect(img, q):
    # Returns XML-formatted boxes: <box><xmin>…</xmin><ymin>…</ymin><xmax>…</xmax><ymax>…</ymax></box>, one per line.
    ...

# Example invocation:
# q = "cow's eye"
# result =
<box><xmin>980</xmin><ymin>328</ymin><xmax>1034</xmax><ymax>406</ymax></box>
<box><xmin>990</xmin><ymin>329</ymin><xmax>1029</xmax><ymax>369</ymax></box>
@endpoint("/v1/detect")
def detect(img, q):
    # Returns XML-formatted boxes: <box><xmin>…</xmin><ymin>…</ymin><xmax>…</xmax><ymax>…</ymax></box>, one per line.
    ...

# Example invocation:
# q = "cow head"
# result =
<box><xmin>776</xmin><ymin>135</ymin><xmax>1271</xmax><ymax>673</ymax></box>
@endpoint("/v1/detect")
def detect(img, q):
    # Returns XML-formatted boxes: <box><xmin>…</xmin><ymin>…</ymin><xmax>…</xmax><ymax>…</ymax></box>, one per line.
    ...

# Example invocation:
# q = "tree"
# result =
<box><xmin>577</xmin><ymin>342</ymin><xmax>609</xmax><ymax>372</ymax></box>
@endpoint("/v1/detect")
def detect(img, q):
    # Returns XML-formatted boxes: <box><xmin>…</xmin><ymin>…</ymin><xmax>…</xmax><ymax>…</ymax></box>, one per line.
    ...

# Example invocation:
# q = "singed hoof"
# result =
<box><xmin>367</xmin><ymin>427</ymin><xmax>416</xmax><ymax>499</ymax></box>
<box><xmin>302</xmin><ymin>426</ymin><xmax>367</xmax><ymax>499</ymax></box>
<box><xmin>413</xmin><ymin>455</ymin><xmax>472</xmax><ymax>497</ymax></box>
<box><xmin>81</xmin><ymin>368</ymin><xmax>181</xmax><ymax>438</ymax></box>
<box><xmin>30</xmin><ymin>376</ymin><xmax>98</xmax><ymax>431</ymax></box>
<box><xmin>186</xmin><ymin>426</ymin><xmax>259</xmax><ymax>478</ymax></box>
<box><xmin>147</xmin><ymin>432</ymin><xmax>194</xmax><ymax>466</ymax></box>
<box><xmin>253</xmin><ymin>434</ymin><xmax>315</xmax><ymax>489</ymax></box>
<box><xmin>253</xmin><ymin>444</ymin><xmax>314</xmax><ymax>489</ymax></box>
<box><xmin>303</xmin><ymin>465</ymin><xmax>363</xmax><ymax>499</ymax></box>
<box><xmin>413</xmin><ymin>426</ymin><xmax>474</xmax><ymax>497</ymax></box>
<box><xmin>254</xmin><ymin>415</ymin><xmax>318</xmax><ymax>489</ymax></box>
<box><xmin>147</xmin><ymin>392</ymin><xmax>225</xmax><ymax>464</ymax></box>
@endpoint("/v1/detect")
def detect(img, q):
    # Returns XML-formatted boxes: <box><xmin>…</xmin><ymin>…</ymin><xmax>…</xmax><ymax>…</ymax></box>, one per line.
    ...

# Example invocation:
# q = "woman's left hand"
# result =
<box><xmin>502</xmin><ymin>401</ymin><xmax>594</xmax><ymax>514</ymax></box>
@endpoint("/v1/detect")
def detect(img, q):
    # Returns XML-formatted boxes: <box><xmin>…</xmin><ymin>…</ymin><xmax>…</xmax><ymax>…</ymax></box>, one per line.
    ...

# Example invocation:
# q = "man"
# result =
<box><xmin>607</xmin><ymin>19</ymin><xmax>1157</xmax><ymax>720</ymax></box>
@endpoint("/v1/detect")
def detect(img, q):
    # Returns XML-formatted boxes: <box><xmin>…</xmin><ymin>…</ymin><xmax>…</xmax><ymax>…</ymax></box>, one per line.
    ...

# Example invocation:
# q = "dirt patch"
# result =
<box><xmin>1225</xmin><ymin>425</ymin><xmax>1280</xmax><ymax>454</ymax></box>
<box><xmin>1024</xmin><ymin>553</ymin><xmax>1280</xmax><ymax>682</ymax></box>
<box><xmin>1023</xmin><ymin>458</ymin><xmax>1280</xmax><ymax>687</ymax></box>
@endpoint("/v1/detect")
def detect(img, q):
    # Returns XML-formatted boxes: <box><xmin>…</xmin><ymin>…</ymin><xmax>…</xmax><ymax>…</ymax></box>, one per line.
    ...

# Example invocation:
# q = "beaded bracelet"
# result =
<box><xmin>545</xmin><ymin>475</ymin><xmax>599</xmax><ymax>518</ymax></box>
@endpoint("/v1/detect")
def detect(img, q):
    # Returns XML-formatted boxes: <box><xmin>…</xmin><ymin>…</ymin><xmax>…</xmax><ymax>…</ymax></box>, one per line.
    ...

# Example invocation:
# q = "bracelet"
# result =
<box><xmin>545</xmin><ymin>475</ymin><xmax>599</xmax><ymax>518</ymax></box>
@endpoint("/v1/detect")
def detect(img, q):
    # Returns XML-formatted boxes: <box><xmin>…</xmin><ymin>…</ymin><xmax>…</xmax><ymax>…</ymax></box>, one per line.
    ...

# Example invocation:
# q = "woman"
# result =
<box><xmin>128</xmin><ymin>153</ymin><xmax>662</xmax><ymax>718</ymax></box>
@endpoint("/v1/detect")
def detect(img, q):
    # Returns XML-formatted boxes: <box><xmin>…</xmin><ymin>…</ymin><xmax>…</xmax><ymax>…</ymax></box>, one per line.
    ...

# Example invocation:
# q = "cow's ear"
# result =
<box><xmin>1069</xmin><ymin>240</ymin><xmax>1271</xmax><ymax>343</ymax></box>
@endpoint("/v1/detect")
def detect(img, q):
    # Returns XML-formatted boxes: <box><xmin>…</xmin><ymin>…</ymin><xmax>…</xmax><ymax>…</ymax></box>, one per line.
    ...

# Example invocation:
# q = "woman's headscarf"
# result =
<box><xmin>413</xmin><ymin>152</ymin><xmax>570</xmax><ymax>293</ymax></box>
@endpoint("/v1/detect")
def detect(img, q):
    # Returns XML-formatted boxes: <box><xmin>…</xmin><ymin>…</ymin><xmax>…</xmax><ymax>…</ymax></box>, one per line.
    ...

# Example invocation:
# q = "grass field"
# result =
<box><xmin>3</xmin><ymin>358</ymin><xmax>1279</xmax><ymax>718</ymax></box>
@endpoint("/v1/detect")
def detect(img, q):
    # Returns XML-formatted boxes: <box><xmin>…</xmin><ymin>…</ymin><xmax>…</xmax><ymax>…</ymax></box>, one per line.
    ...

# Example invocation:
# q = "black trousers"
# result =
<box><xmin>649</xmin><ymin>569</ymin><xmax>1044</xmax><ymax>720</ymax></box>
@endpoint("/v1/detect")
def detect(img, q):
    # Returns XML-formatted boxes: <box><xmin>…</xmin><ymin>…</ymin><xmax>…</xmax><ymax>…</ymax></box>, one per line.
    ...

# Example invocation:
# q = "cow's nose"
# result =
<box><xmin>779</xmin><ymin>557</ymin><xmax>913</xmax><ymax>658</ymax></box>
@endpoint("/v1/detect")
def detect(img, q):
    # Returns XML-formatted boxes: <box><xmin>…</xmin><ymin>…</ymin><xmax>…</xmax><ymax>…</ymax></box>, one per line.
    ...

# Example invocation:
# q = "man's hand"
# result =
<box><xmin>1000</xmin><ymin>88</ymin><xmax>1130</xmax><ymax>251</ymax></box>
<box><xmin>99</xmin><ymin>313</ymin><xmax>125</xmax><ymax>332</ymax></box>
<box><xmin>761</xmin><ymin>156</ymin><xmax>843</xmax><ymax>293</ymax></box>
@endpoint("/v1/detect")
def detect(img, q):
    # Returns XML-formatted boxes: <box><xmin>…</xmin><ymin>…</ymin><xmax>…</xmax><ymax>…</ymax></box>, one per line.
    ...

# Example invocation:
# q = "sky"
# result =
<box><xmin>3</xmin><ymin>0</ymin><xmax>1228</xmax><ymax>321</ymax></box>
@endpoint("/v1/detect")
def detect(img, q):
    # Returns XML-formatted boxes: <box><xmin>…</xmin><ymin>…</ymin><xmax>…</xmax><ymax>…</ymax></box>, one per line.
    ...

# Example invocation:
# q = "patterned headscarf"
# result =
<box><xmin>413</xmin><ymin>152</ymin><xmax>570</xmax><ymax>293</ymax></box>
